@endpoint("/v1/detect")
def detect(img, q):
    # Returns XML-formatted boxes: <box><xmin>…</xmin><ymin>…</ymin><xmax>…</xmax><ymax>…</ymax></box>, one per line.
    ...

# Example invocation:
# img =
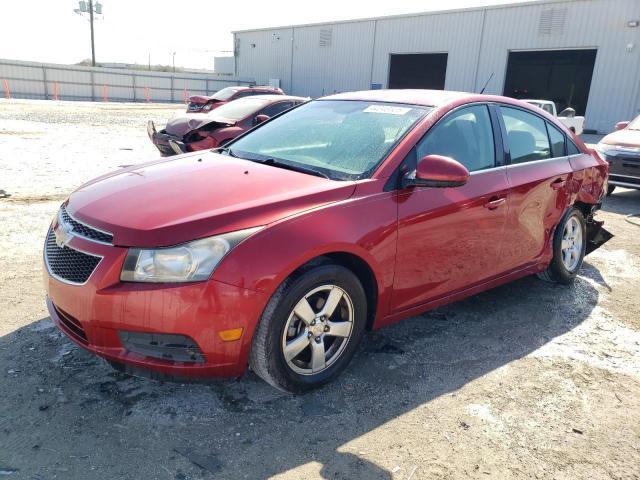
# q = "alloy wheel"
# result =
<box><xmin>281</xmin><ymin>284</ymin><xmax>354</xmax><ymax>375</ymax></box>
<box><xmin>561</xmin><ymin>216</ymin><xmax>583</xmax><ymax>272</ymax></box>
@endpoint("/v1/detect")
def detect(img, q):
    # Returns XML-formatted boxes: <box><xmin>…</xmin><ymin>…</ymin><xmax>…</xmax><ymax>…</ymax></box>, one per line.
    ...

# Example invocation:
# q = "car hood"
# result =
<box><xmin>165</xmin><ymin>114</ymin><xmax>234</xmax><ymax>137</ymax></box>
<box><xmin>66</xmin><ymin>152</ymin><xmax>356</xmax><ymax>247</ymax></box>
<box><xmin>601</xmin><ymin>128</ymin><xmax>640</xmax><ymax>149</ymax></box>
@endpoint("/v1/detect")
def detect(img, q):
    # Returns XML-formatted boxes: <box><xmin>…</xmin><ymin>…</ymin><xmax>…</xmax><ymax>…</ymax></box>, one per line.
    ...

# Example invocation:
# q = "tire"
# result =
<box><xmin>537</xmin><ymin>207</ymin><xmax>586</xmax><ymax>284</ymax></box>
<box><xmin>249</xmin><ymin>263</ymin><xmax>367</xmax><ymax>393</ymax></box>
<box><xmin>607</xmin><ymin>184</ymin><xmax>616</xmax><ymax>196</ymax></box>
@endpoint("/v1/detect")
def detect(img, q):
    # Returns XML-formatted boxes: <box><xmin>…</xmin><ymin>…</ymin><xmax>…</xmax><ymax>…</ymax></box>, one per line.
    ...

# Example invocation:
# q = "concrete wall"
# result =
<box><xmin>235</xmin><ymin>0</ymin><xmax>640</xmax><ymax>133</ymax></box>
<box><xmin>0</xmin><ymin>59</ymin><xmax>255</xmax><ymax>103</ymax></box>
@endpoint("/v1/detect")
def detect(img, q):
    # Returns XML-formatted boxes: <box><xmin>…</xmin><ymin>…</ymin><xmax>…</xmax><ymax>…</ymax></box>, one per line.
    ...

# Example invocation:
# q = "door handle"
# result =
<box><xmin>483</xmin><ymin>197</ymin><xmax>506</xmax><ymax>210</ymax></box>
<box><xmin>551</xmin><ymin>178</ymin><xmax>566</xmax><ymax>190</ymax></box>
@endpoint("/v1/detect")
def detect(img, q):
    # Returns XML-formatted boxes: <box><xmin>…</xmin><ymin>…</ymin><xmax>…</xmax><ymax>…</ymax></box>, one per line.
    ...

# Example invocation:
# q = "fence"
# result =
<box><xmin>0</xmin><ymin>58</ymin><xmax>254</xmax><ymax>103</ymax></box>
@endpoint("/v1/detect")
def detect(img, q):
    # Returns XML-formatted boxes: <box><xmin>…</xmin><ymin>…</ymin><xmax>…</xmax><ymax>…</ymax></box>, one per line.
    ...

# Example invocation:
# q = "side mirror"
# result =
<box><xmin>254</xmin><ymin>114</ymin><xmax>270</xmax><ymax>125</ymax></box>
<box><xmin>615</xmin><ymin>121</ymin><xmax>630</xmax><ymax>131</ymax></box>
<box><xmin>403</xmin><ymin>155</ymin><xmax>470</xmax><ymax>188</ymax></box>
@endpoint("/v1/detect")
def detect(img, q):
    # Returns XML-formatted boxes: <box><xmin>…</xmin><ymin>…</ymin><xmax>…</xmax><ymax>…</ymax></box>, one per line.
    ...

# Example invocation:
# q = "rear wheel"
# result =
<box><xmin>537</xmin><ymin>207</ymin><xmax>586</xmax><ymax>284</ymax></box>
<box><xmin>607</xmin><ymin>184</ymin><xmax>616</xmax><ymax>196</ymax></box>
<box><xmin>249</xmin><ymin>263</ymin><xmax>367</xmax><ymax>392</ymax></box>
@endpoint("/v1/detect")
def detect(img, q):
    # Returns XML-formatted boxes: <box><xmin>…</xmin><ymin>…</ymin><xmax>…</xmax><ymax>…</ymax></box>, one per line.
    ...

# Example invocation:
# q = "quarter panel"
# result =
<box><xmin>501</xmin><ymin>158</ymin><xmax>573</xmax><ymax>271</ymax></box>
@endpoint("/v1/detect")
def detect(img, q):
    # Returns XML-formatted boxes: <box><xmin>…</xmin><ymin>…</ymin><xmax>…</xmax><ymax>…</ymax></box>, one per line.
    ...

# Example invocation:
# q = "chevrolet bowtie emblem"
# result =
<box><xmin>54</xmin><ymin>218</ymin><xmax>74</xmax><ymax>248</ymax></box>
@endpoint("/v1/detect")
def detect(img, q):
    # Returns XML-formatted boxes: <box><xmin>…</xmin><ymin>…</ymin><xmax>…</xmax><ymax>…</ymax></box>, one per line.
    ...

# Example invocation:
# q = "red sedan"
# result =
<box><xmin>186</xmin><ymin>85</ymin><xmax>284</xmax><ymax>113</ymax></box>
<box><xmin>148</xmin><ymin>95</ymin><xmax>307</xmax><ymax>156</ymax></box>
<box><xmin>44</xmin><ymin>90</ymin><xmax>610</xmax><ymax>392</ymax></box>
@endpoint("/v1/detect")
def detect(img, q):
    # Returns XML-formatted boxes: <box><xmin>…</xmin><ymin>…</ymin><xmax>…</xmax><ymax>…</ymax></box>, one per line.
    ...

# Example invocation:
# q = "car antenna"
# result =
<box><xmin>479</xmin><ymin>73</ymin><xmax>494</xmax><ymax>94</ymax></box>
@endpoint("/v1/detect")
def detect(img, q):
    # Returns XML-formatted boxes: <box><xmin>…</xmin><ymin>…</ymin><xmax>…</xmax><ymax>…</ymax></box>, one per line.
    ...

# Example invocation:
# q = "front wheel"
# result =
<box><xmin>537</xmin><ymin>207</ymin><xmax>586</xmax><ymax>284</ymax></box>
<box><xmin>249</xmin><ymin>263</ymin><xmax>367</xmax><ymax>393</ymax></box>
<box><xmin>607</xmin><ymin>184</ymin><xmax>616</xmax><ymax>196</ymax></box>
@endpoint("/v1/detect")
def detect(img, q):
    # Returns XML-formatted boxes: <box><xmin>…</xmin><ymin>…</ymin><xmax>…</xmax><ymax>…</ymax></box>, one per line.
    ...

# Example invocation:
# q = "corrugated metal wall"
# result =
<box><xmin>235</xmin><ymin>0</ymin><xmax>640</xmax><ymax>133</ymax></box>
<box><xmin>0</xmin><ymin>59</ymin><xmax>255</xmax><ymax>103</ymax></box>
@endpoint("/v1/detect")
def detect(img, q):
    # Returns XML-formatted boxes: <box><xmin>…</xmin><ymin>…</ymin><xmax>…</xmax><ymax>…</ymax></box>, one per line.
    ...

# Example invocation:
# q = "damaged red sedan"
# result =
<box><xmin>186</xmin><ymin>85</ymin><xmax>284</xmax><ymax>113</ymax></box>
<box><xmin>44</xmin><ymin>90</ymin><xmax>611</xmax><ymax>392</ymax></box>
<box><xmin>148</xmin><ymin>95</ymin><xmax>307</xmax><ymax>156</ymax></box>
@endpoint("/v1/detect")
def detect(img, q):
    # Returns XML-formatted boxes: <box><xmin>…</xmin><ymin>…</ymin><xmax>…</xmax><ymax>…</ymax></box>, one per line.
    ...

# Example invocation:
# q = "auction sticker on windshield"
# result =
<box><xmin>363</xmin><ymin>105</ymin><xmax>412</xmax><ymax>115</ymax></box>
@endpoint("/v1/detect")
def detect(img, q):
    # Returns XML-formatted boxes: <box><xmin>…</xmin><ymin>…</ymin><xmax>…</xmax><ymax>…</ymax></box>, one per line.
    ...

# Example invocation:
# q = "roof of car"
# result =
<box><xmin>320</xmin><ymin>89</ymin><xmax>475</xmax><ymax>107</ymax></box>
<box><xmin>235</xmin><ymin>85</ymin><xmax>281</xmax><ymax>91</ymax></box>
<box><xmin>237</xmin><ymin>94</ymin><xmax>308</xmax><ymax>102</ymax></box>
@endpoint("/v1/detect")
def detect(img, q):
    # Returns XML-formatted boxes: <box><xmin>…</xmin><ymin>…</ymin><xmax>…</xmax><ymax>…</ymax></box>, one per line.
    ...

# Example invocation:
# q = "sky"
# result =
<box><xmin>0</xmin><ymin>0</ymin><xmax>537</xmax><ymax>70</ymax></box>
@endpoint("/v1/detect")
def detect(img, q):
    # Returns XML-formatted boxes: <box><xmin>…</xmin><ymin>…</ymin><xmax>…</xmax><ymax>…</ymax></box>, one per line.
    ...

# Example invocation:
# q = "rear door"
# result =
<box><xmin>497</xmin><ymin>105</ymin><xmax>573</xmax><ymax>272</ymax></box>
<box><xmin>391</xmin><ymin>103</ymin><xmax>510</xmax><ymax>312</ymax></box>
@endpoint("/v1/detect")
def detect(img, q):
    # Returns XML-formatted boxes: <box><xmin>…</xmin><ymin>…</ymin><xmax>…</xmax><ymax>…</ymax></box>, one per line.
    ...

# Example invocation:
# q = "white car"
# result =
<box><xmin>523</xmin><ymin>100</ymin><xmax>585</xmax><ymax>135</ymax></box>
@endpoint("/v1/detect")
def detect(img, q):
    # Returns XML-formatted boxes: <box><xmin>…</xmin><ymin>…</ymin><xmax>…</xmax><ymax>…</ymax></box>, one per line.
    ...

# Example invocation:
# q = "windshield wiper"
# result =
<box><xmin>218</xmin><ymin>148</ymin><xmax>332</xmax><ymax>179</ymax></box>
<box><xmin>214</xmin><ymin>146</ymin><xmax>240</xmax><ymax>158</ymax></box>
<box><xmin>259</xmin><ymin>158</ymin><xmax>331</xmax><ymax>179</ymax></box>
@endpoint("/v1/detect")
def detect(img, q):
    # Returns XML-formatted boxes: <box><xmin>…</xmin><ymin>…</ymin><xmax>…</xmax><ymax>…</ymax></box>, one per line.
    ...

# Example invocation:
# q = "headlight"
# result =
<box><xmin>595</xmin><ymin>142</ymin><xmax>616</xmax><ymax>159</ymax></box>
<box><xmin>120</xmin><ymin>227</ymin><xmax>261</xmax><ymax>283</ymax></box>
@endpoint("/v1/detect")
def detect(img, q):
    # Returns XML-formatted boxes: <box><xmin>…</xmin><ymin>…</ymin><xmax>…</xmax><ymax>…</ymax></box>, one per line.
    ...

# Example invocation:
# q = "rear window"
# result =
<box><xmin>211</xmin><ymin>98</ymin><xmax>271</xmax><ymax>121</ymax></box>
<box><xmin>211</xmin><ymin>87</ymin><xmax>238</xmax><ymax>101</ymax></box>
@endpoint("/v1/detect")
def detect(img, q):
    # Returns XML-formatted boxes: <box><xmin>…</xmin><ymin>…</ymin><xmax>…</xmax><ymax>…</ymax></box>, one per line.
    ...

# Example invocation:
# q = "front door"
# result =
<box><xmin>392</xmin><ymin>104</ymin><xmax>510</xmax><ymax>313</ymax></box>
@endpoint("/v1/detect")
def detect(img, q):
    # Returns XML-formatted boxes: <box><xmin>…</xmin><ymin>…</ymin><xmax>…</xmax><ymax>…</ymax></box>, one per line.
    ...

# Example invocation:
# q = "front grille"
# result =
<box><xmin>53</xmin><ymin>304</ymin><xmax>88</xmax><ymax>344</ymax></box>
<box><xmin>610</xmin><ymin>174</ymin><xmax>640</xmax><ymax>185</ymax></box>
<box><xmin>60</xmin><ymin>206</ymin><xmax>113</xmax><ymax>244</ymax></box>
<box><xmin>45</xmin><ymin>229</ymin><xmax>102</xmax><ymax>284</ymax></box>
<box><xmin>187</xmin><ymin>102</ymin><xmax>204</xmax><ymax>112</ymax></box>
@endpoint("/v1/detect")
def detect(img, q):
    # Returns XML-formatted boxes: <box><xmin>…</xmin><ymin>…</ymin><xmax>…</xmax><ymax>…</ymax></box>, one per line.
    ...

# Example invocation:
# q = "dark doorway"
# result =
<box><xmin>504</xmin><ymin>49</ymin><xmax>597</xmax><ymax>116</ymax></box>
<box><xmin>388</xmin><ymin>53</ymin><xmax>448</xmax><ymax>90</ymax></box>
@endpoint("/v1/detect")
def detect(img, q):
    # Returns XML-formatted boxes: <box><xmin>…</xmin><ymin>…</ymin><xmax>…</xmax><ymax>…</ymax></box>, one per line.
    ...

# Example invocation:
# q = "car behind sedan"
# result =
<box><xmin>148</xmin><ymin>95</ymin><xmax>307</xmax><ymax>156</ymax></box>
<box><xmin>186</xmin><ymin>85</ymin><xmax>284</xmax><ymax>113</ymax></box>
<box><xmin>596</xmin><ymin>115</ymin><xmax>640</xmax><ymax>194</ymax></box>
<box><xmin>45</xmin><ymin>90</ymin><xmax>610</xmax><ymax>392</ymax></box>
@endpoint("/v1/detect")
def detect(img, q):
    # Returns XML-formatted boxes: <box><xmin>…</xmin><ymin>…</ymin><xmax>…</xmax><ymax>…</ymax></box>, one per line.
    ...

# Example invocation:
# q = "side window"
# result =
<box><xmin>261</xmin><ymin>102</ymin><xmax>293</xmax><ymax>118</ymax></box>
<box><xmin>567</xmin><ymin>140</ymin><xmax>581</xmax><ymax>155</ymax></box>
<box><xmin>501</xmin><ymin>107</ymin><xmax>551</xmax><ymax>164</ymax></box>
<box><xmin>416</xmin><ymin>105</ymin><xmax>495</xmax><ymax>172</ymax></box>
<box><xmin>546</xmin><ymin>122</ymin><xmax>566</xmax><ymax>157</ymax></box>
<box><xmin>235</xmin><ymin>90</ymin><xmax>256</xmax><ymax>99</ymax></box>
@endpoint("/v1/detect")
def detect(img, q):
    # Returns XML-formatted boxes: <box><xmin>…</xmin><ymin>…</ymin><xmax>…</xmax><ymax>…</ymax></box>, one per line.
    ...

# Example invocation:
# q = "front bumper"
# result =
<box><xmin>44</xmin><ymin>230</ymin><xmax>268</xmax><ymax>379</ymax></box>
<box><xmin>147</xmin><ymin>120</ymin><xmax>179</xmax><ymax>157</ymax></box>
<box><xmin>605</xmin><ymin>152</ymin><xmax>640</xmax><ymax>189</ymax></box>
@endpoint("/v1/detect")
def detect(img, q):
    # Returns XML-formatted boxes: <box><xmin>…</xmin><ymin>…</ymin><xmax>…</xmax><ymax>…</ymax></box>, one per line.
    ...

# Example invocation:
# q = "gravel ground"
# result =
<box><xmin>1</xmin><ymin>99</ymin><xmax>639</xmax><ymax>480</ymax></box>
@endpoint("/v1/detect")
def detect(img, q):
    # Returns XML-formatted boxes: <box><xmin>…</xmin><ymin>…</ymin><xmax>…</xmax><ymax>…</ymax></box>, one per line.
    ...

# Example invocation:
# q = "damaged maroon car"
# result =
<box><xmin>186</xmin><ymin>85</ymin><xmax>284</xmax><ymax>113</ymax></box>
<box><xmin>148</xmin><ymin>95</ymin><xmax>308</xmax><ymax>156</ymax></box>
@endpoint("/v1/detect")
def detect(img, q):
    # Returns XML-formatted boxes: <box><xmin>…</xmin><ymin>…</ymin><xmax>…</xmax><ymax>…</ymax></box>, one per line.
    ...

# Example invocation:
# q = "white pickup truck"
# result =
<box><xmin>522</xmin><ymin>100</ymin><xmax>585</xmax><ymax>135</ymax></box>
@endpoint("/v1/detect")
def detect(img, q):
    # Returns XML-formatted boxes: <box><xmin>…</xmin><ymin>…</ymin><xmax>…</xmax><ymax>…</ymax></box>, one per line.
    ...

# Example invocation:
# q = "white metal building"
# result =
<box><xmin>233</xmin><ymin>0</ymin><xmax>640</xmax><ymax>133</ymax></box>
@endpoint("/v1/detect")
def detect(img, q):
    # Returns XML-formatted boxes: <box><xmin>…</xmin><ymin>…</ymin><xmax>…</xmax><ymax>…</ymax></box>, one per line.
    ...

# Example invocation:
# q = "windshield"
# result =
<box><xmin>210</xmin><ymin>87</ymin><xmax>238</xmax><ymax>101</ymax></box>
<box><xmin>210</xmin><ymin>98</ymin><xmax>272</xmax><ymax>121</ymax></box>
<box><xmin>628</xmin><ymin>115</ymin><xmax>640</xmax><ymax>130</ymax></box>
<box><xmin>228</xmin><ymin>100</ymin><xmax>429</xmax><ymax>180</ymax></box>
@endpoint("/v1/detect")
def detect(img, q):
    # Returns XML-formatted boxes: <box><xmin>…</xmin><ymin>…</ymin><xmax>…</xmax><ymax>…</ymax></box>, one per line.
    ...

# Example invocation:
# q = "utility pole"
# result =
<box><xmin>74</xmin><ymin>1</ymin><xmax>103</xmax><ymax>67</ymax></box>
<box><xmin>89</xmin><ymin>0</ymin><xmax>96</xmax><ymax>66</ymax></box>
